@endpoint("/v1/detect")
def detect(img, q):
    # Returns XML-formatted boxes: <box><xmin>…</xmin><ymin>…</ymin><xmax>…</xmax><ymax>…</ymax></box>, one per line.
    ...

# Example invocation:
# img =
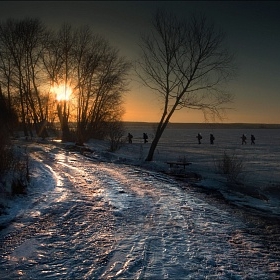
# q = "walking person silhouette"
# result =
<box><xmin>196</xmin><ymin>133</ymin><xmax>202</xmax><ymax>144</ymax></box>
<box><xmin>143</xmin><ymin>133</ymin><xmax>148</xmax><ymax>143</ymax></box>
<box><xmin>210</xmin><ymin>134</ymin><xmax>215</xmax><ymax>145</ymax></box>
<box><xmin>128</xmin><ymin>133</ymin><xmax>133</xmax><ymax>144</ymax></box>
<box><xmin>251</xmin><ymin>134</ymin><xmax>255</xmax><ymax>145</ymax></box>
<box><xmin>241</xmin><ymin>134</ymin><xmax>247</xmax><ymax>145</ymax></box>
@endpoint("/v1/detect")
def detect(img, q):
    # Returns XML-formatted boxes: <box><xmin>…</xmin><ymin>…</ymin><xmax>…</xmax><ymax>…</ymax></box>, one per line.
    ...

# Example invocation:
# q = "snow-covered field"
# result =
<box><xmin>0</xmin><ymin>123</ymin><xmax>279</xmax><ymax>279</ymax></box>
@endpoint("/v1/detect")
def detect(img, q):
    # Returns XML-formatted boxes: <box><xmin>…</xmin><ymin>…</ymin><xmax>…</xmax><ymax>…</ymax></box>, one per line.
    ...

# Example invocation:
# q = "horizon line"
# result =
<box><xmin>123</xmin><ymin>121</ymin><xmax>280</xmax><ymax>126</ymax></box>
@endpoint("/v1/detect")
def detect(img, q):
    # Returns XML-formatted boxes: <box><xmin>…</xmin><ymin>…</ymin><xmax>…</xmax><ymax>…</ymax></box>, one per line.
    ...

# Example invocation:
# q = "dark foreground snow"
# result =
<box><xmin>0</xmin><ymin>141</ymin><xmax>279</xmax><ymax>279</ymax></box>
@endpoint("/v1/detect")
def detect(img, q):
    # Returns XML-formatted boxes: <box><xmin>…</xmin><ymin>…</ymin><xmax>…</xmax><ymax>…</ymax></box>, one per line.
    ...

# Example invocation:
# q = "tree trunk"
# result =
<box><xmin>57</xmin><ymin>102</ymin><xmax>70</xmax><ymax>142</ymax></box>
<box><xmin>145</xmin><ymin>119</ymin><xmax>168</xmax><ymax>161</ymax></box>
<box><xmin>145</xmin><ymin>134</ymin><xmax>161</xmax><ymax>161</ymax></box>
<box><xmin>61</xmin><ymin>120</ymin><xmax>70</xmax><ymax>142</ymax></box>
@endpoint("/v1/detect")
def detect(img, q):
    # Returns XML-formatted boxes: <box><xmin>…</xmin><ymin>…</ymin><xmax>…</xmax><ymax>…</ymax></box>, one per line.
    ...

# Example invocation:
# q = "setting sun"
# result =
<box><xmin>51</xmin><ymin>84</ymin><xmax>72</xmax><ymax>101</ymax></box>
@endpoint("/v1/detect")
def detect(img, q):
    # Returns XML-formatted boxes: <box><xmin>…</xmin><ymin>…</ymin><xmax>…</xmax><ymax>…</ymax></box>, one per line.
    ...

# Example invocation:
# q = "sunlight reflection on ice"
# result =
<box><xmin>43</xmin><ymin>163</ymin><xmax>63</xmax><ymax>187</ymax></box>
<box><xmin>53</xmin><ymin>187</ymin><xmax>68</xmax><ymax>203</ymax></box>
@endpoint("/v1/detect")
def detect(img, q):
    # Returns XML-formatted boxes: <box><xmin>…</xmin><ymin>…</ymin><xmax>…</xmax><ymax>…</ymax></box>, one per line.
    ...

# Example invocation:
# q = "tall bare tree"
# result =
<box><xmin>55</xmin><ymin>23</ymin><xmax>76</xmax><ymax>141</ymax></box>
<box><xmin>0</xmin><ymin>18</ymin><xmax>48</xmax><ymax>137</ymax></box>
<box><xmin>73</xmin><ymin>26</ymin><xmax>130</xmax><ymax>144</ymax></box>
<box><xmin>41</xmin><ymin>28</ymin><xmax>64</xmax><ymax>128</ymax></box>
<box><xmin>136</xmin><ymin>10</ymin><xmax>235</xmax><ymax>161</ymax></box>
<box><xmin>87</xmin><ymin>45</ymin><xmax>130</xmax><ymax>140</ymax></box>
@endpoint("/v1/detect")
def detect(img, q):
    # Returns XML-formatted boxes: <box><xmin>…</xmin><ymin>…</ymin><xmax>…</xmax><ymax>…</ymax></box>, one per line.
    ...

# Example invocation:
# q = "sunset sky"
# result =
<box><xmin>1</xmin><ymin>1</ymin><xmax>280</xmax><ymax>124</ymax></box>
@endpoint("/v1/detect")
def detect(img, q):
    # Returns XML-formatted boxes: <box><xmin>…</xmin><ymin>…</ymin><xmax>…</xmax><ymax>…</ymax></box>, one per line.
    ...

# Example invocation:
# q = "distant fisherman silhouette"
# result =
<box><xmin>128</xmin><ymin>133</ymin><xmax>133</xmax><ymax>144</ymax></box>
<box><xmin>241</xmin><ymin>134</ymin><xmax>247</xmax><ymax>145</ymax></box>
<box><xmin>251</xmin><ymin>134</ymin><xmax>255</xmax><ymax>145</ymax></box>
<box><xmin>196</xmin><ymin>133</ymin><xmax>202</xmax><ymax>144</ymax></box>
<box><xmin>210</xmin><ymin>134</ymin><xmax>215</xmax><ymax>144</ymax></box>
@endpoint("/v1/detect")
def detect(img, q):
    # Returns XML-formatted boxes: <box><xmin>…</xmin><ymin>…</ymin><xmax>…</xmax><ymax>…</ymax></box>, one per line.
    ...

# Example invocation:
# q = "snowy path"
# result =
<box><xmin>0</xmin><ymin>143</ymin><xmax>279</xmax><ymax>279</ymax></box>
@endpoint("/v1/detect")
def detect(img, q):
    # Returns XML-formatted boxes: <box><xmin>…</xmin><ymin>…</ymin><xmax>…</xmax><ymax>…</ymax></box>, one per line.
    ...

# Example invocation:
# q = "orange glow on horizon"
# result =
<box><xmin>123</xmin><ymin>101</ymin><xmax>206</xmax><ymax>123</ymax></box>
<box><xmin>123</xmin><ymin>90</ymin><xmax>280</xmax><ymax>124</ymax></box>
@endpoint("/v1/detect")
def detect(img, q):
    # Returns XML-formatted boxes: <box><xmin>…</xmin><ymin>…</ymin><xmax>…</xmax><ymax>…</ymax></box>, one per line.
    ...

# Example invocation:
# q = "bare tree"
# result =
<box><xmin>55</xmin><ymin>23</ymin><xmax>76</xmax><ymax>142</ymax></box>
<box><xmin>136</xmin><ymin>10</ymin><xmax>235</xmax><ymax>161</ymax></box>
<box><xmin>73</xmin><ymin>27</ymin><xmax>106</xmax><ymax>144</ymax></box>
<box><xmin>74</xmin><ymin>26</ymin><xmax>95</xmax><ymax>144</ymax></box>
<box><xmin>0</xmin><ymin>18</ymin><xmax>49</xmax><ymax>138</ymax></box>
<box><xmin>41</xmin><ymin>28</ymin><xmax>64</xmax><ymax>132</ymax></box>
<box><xmin>43</xmin><ymin>24</ymin><xmax>78</xmax><ymax>142</ymax></box>
<box><xmin>72</xmin><ymin>26</ymin><xmax>130</xmax><ymax>144</ymax></box>
<box><xmin>87</xmin><ymin>46</ymin><xmax>130</xmax><ymax>140</ymax></box>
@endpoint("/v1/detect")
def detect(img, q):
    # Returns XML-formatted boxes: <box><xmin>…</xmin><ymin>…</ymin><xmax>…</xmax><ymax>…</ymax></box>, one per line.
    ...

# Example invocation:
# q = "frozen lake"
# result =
<box><xmin>123</xmin><ymin>123</ymin><xmax>280</xmax><ymax>190</ymax></box>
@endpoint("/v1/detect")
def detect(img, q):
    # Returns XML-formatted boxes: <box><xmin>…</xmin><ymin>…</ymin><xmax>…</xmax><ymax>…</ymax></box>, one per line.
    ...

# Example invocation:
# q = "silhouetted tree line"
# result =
<box><xmin>0</xmin><ymin>18</ymin><xmax>131</xmax><ymax>143</ymax></box>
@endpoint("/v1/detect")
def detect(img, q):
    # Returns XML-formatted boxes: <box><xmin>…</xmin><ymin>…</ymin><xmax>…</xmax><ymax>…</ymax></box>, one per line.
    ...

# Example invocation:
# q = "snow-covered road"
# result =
<box><xmin>0</xmin><ymin>143</ymin><xmax>279</xmax><ymax>279</ymax></box>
